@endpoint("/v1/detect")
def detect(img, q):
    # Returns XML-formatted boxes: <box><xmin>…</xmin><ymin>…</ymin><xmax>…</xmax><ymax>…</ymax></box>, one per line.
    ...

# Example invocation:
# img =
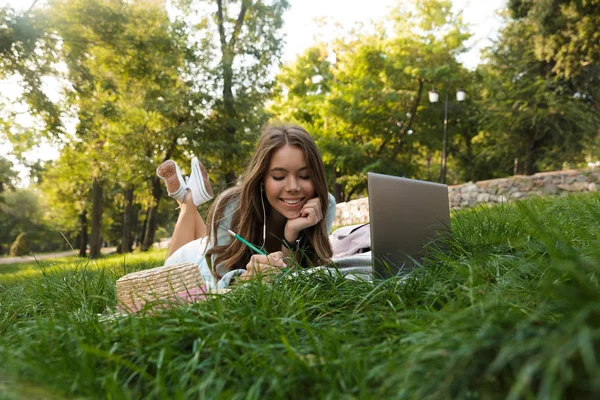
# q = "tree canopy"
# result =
<box><xmin>0</xmin><ymin>0</ymin><xmax>289</xmax><ymax>255</ymax></box>
<box><xmin>508</xmin><ymin>0</ymin><xmax>600</xmax><ymax>79</ymax></box>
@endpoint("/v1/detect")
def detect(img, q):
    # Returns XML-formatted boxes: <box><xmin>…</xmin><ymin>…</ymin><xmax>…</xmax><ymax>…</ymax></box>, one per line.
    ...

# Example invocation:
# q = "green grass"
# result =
<box><xmin>0</xmin><ymin>249</ymin><xmax>167</xmax><ymax>282</ymax></box>
<box><xmin>1</xmin><ymin>193</ymin><xmax>599</xmax><ymax>399</ymax></box>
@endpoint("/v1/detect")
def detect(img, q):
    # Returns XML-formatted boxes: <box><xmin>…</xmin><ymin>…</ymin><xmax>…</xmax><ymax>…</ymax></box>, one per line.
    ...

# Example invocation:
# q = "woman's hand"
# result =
<box><xmin>284</xmin><ymin>197</ymin><xmax>323</xmax><ymax>242</ymax></box>
<box><xmin>239</xmin><ymin>251</ymin><xmax>286</xmax><ymax>281</ymax></box>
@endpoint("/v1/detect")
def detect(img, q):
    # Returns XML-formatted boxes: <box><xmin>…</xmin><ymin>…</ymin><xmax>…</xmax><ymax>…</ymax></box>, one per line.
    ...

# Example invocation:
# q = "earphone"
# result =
<box><xmin>260</xmin><ymin>182</ymin><xmax>266</xmax><ymax>249</ymax></box>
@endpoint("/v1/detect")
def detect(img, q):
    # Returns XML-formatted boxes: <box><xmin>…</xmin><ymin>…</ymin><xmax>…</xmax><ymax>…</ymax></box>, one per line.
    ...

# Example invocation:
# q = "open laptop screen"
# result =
<box><xmin>367</xmin><ymin>172</ymin><xmax>450</xmax><ymax>278</ymax></box>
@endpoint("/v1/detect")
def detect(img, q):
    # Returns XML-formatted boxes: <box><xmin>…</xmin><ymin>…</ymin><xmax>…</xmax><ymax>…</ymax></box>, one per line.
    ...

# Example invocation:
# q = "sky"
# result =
<box><xmin>282</xmin><ymin>0</ymin><xmax>507</xmax><ymax>68</ymax></box>
<box><xmin>0</xmin><ymin>0</ymin><xmax>507</xmax><ymax>186</ymax></box>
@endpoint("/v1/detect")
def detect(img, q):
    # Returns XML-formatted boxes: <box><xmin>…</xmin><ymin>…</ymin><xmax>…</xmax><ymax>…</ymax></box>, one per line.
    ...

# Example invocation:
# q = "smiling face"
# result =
<box><xmin>263</xmin><ymin>144</ymin><xmax>315</xmax><ymax>221</ymax></box>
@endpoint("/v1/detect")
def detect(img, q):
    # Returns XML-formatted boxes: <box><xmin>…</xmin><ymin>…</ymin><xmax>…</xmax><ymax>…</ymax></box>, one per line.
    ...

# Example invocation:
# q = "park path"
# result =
<box><xmin>0</xmin><ymin>247</ymin><xmax>117</xmax><ymax>265</ymax></box>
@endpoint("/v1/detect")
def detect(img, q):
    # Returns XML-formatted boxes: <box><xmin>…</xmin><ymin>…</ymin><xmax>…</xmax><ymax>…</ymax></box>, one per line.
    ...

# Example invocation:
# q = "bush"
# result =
<box><xmin>9</xmin><ymin>233</ymin><xmax>30</xmax><ymax>256</ymax></box>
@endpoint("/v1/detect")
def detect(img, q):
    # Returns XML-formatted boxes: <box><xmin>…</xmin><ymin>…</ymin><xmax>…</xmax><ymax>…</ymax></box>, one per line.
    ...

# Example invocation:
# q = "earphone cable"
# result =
<box><xmin>260</xmin><ymin>185</ymin><xmax>267</xmax><ymax>250</ymax></box>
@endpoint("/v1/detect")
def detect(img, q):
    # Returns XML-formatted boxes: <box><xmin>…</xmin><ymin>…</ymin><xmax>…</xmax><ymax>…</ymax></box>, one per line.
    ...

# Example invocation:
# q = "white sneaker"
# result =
<box><xmin>156</xmin><ymin>160</ymin><xmax>188</xmax><ymax>203</ymax></box>
<box><xmin>188</xmin><ymin>157</ymin><xmax>214</xmax><ymax>206</ymax></box>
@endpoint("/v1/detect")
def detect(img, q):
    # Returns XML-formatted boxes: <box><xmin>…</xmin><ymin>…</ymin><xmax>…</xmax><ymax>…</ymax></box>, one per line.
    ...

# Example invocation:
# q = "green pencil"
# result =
<box><xmin>227</xmin><ymin>229</ymin><xmax>268</xmax><ymax>256</ymax></box>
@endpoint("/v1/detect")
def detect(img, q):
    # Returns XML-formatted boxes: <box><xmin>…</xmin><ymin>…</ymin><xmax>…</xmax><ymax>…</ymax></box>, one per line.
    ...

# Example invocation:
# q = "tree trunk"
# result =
<box><xmin>121</xmin><ymin>185</ymin><xmax>134</xmax><ymax>253</ymax></box>
<box><xmin>129</xmin><ymin>203</ymin><xmax>140</xmax><ymax>250</ymax></box>
<box><xmin>225</xmin><ymin>170</ymin><xmax>237</xmax><ymax>187</ymax></box>
<box><xmin>216</xmin><ymin>0</ymin><xmax>248</xmax><ymax>187</ymax></box>
<box><xmin>89</xmin><ymin>178</ymin><xmax>103</xmax><ymax>259</ymax></box>
<box><xmin>461</xmin><ymin>131</ymin><xmax>475</xmax><ymax>181</ymax></box>
<box><xmin>345</xmin><ymin>185</ymin><xmax>361</xmax><ymax>202</ymax></box>
<box><xmin>426</xmin><ymin>152</ymin><xmax>432</xmax><ymax>181</ymax></box>
<box><xmin>223</xmin><ymin>54</ymin><xmax>235</xmax><ymax>120</ymax></box>
<box><xmin>142</xmin><ymin>176</ymin><xmax>162</xmax><ymax>251</ymax></box>
<box><xmin>524</xmin><ymin>134</ymin><xmax>539</xmax><ymax>175</ymax></box>
<box><xmin>138</xmin><ymin>209</ymin><xmax>148</xmax><ymax>249</ymax></box>
<box><xmin>332</xmin><ymin>165</ymin><xmax>343</xmax><ymax>203</ymax></box>
<box><xmin>142</xmin><ymin>207</ymin><xmax>157</xmax><ymax>251</ymax></box>
<box><xmin>78</xmin><ymin>210</ymin><xmax>88</xmax><ymax>257</ymax></box>
<box><xmin>222</xmin><ymin>53</ymin><xmax>238</xmax><ymax>187</ymax></box>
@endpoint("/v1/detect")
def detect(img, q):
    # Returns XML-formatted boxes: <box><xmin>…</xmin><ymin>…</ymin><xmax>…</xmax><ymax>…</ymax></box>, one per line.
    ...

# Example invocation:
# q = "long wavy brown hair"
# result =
<box><xmin>205</xmin><ymin>124</ymin><xmax>333</xmax><ymax>277</ymax></box>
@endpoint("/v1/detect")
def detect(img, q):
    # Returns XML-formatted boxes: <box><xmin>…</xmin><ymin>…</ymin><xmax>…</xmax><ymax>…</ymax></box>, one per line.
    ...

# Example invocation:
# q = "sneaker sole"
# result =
<box><xmin>156</xmin><ymin>160</ymin><xmax>186</xmax><ymax>198</ymax></box>
<box><xmin>191</xmin><ymin>158</ymin><xmax>213</xmax><ymax>205</ymax></box>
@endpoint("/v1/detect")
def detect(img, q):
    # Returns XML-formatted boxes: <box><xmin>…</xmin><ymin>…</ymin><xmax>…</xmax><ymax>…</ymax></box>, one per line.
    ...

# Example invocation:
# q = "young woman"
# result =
<box><xmin>156</xmin><ymin>125</ymin><xmax>336</xmax><ymax>289</ymax></box>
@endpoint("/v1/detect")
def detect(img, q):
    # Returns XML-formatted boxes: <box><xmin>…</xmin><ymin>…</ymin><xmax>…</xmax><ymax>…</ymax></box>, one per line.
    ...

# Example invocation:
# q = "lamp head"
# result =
<box><xmin>428</xmin><ymin>87</ymin><xmax>439</xmax><ymax>103</ymax></box>
<box><xmin>456</xmin><ymin>87</ymin><xmax>466</xmax><ymax>102</ymax></box>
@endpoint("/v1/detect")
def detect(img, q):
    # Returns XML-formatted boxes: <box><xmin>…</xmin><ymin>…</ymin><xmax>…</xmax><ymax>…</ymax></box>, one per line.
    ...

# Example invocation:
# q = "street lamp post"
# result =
<box><xmin>428</xmin><ymin>86</ymin><xmax>466</xmax><ymax>184</ymax></box>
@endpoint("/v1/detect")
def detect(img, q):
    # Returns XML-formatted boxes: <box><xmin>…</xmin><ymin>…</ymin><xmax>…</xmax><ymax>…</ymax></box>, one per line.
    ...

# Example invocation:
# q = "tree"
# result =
<box><xmin>9</xmin><ymin>232</ymin><xmax>30</xmax><ymax>256</ymax></box>
<box><xmin>3</xmin><ymin>0</ymin><xmax>294</xmax><ymax>254</ymax></box>
<box><xmin>2</xmin><ymin>0</ymin><xmax>202</xmax><ymax>255</ymax></box>
<box><xmin>0</xmin><ymin>4</ymin><xmax>64</xmax><ymax>139</ymax></box>
<box><xmin>477</xmin><ymin>17</ymin><xmax>599</xmax><ymax>175</ymax></box>
<box><xmin>507</xmin><ymin>0</ymin><xmax>600</xmax><ymax>168</ymax></box>
<box><xmin>0</xmin><ymin>188</ymin><xmax>68</xmax><ymax>255</ymax></box>
<box><xmin>0</xmin><ymin>157</ymin><xmax>19</xmax><ymax>254</ymax></box>
<box><xmin>508</xmin><ymin>0</ymin><xmax>600</xmax><ymax>79</ymax></box>
<box><xmin>176</xmin><ymin>0</ymin><xmax>290</xmax><ymax>185</ymax></box>
<box><xmin>39</xmin><ymin>146</ymin><xmax>92</xmax><ymax>256</ymax></box>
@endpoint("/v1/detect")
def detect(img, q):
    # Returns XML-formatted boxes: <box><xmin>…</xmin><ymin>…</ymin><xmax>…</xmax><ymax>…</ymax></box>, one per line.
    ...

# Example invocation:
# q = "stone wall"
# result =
<box><xmin>333</xmin><ymin>169</ymin><xmax>600</xmax><ymax>227</ymax></box>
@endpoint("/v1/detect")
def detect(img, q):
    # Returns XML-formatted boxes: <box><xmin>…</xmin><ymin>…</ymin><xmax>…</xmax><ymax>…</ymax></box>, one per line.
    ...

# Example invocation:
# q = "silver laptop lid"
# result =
<box><xmin>367</xmin><ymin>172</ymin><xmax>450</xmax><ymax>278</ymax></box>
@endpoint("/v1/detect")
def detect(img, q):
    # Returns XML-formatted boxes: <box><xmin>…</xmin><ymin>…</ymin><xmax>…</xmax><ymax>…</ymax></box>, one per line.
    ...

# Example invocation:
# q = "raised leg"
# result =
<box><xmin>167</xmin><ymin>191</ymin><xmax>207</xmax><ymax>258</ymax></box>
<box><xmin>195</xmin><ymin>208</ymin><xmax>207</xmax><ymax>239</ymax></box>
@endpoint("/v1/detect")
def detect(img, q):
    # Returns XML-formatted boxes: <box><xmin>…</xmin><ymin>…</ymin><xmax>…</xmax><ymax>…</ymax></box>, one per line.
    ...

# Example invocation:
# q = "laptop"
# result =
<box><xmin>367</xmin><ymin>172</ymin><xmax>450</xmax><ymax>278</ymax></box>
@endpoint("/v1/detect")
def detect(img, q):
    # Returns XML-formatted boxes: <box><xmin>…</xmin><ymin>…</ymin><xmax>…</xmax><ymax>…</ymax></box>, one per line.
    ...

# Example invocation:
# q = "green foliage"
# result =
<box><xmin>154</xmin><ymin>227</ymin><xmax>170</xmax><ymax>242</ymax></box>
<box><xmin>503</xmin><ymin>0</ymin><xmax>600</xmax><ymax>170</ymax></box>
<box><xmin>509</xmin><ymin>0</ymin><xmax>600</xmax><ymax>79</ymax></box>
<box><xmin>0</xmin><ymin>156</ymin><xmax>18</xmax><ymax>193</ymax></box>
<box><xmin>0</xmin><ymin>193</ymin><xmax>599</xmax><ymax>398</ymax></box>
<box><xmin>8</xmin><ymin>233</ymin><xmax>29</xmax><ymax>256</ymax></box>
<box><xmin>270</xmin><ymin>0</ymin><xmax>472</xmax><ymax>199</ymax></box>
<box><xmin>2</xmin><ymin>0</ymin><xmax>205</xmax><ymax>253</ymax></box>
<box><xmin>1</xmin><ymin>0</ymin><xmax>292</xmax><ymax>253</ymax></box>
<box><xmin>0</xmin><ymin>4</ymin><xmax>63</xmax><ymax>138</ymax></box>
<box><xmin>477</xmin><ymin>15</ymin><xmax>600</xmax><ymax>175</ymax></box>
<box><xmin>269</xmin><ymin>0</ymin><xmax>599</xmax><ymax>188</ymax></box>
<box><xmin>38</xmin><ymin>146</ymin><xmax>90</xmax><ymax>232</ymax></box>
<box><xmin>0</xmin><ymin>188</ymin><xmax>70</xmax><ymax>255</ymax></box>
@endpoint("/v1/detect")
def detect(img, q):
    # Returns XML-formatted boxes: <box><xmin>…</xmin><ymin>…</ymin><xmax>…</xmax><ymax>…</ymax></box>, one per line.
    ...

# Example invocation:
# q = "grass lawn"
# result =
<box><xmin>0</xmin><ymin>249</ymin><xmax>167</xmax><ymax>282</ymax></box>
<box><xmin>0</xmin><ymin>193</ymin><xmax>599</xmax><ymax>399</ymax></box>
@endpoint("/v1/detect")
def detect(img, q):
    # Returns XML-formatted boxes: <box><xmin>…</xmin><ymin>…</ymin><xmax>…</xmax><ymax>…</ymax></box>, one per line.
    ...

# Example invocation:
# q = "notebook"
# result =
<box><xmin>367</xmin><ymin>172</ymin><xmax>450</xmax><ymax>278</ymax></box>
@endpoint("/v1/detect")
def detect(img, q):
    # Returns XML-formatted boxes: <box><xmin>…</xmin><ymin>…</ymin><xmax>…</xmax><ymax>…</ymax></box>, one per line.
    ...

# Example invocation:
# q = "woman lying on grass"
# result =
<box><xmin>156</xmin><ymin>124</ymin><xmax>336</xmax><ymax>288</ymax></box>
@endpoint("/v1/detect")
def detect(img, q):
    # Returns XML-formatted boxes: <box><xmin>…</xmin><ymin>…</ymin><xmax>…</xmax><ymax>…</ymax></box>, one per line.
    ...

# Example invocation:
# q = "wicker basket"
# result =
<box><xmin>116</xmin><ymin>262</ymin><xmax>205</xmax><ymax>312</ymax></box>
